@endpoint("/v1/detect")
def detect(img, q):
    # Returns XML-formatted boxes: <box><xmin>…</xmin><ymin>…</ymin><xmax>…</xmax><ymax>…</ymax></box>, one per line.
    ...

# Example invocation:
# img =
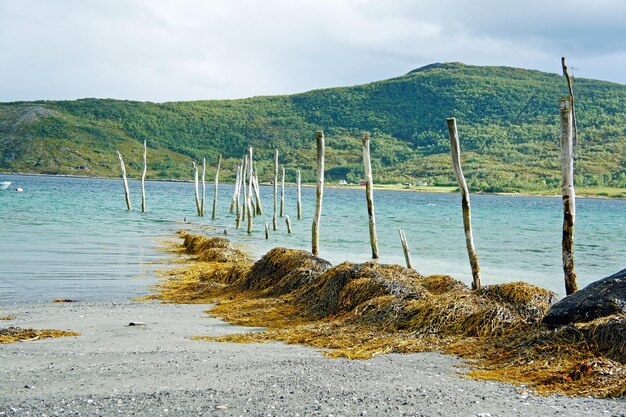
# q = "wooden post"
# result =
<box><xmin>560</xmin><ymin>96</ymin><xmax>578</xmax><ymax>295</ymax></box>
<box><xmin>312</xmin><ymin>131</ymin><xmax>325</xmax><ymax>256</ymax></box>
<box><xmin>561</xmin><ymin>57</ymin><xmax>577</xmax><ymax>158</ymax></box>
<box><xmin>241</xmin><ymin>156</ymin><xmax>248</xmax><ymax>222</ymax></box>
<box><xmin>230</xmin><ymin>163</ymin><xmax>240</xmax><ymax>214</ymax></box>
<box><xmin>265</xmin><ymin>222</ymin><xmax>270</xmax><ymax>239</ymax></box>
<box><xmin>201</xmin><ymin>158</ymin><xmax>206</xmax><ymax>216</ymax></box>
<box><xmin>117</xmin><ymin>150</ymin><xmax>132</xmax><ymax>211</ymax></box>
<box><xmin>398</xmin><ymin>228</ymin><xmax>413</xmax><ymax>269</ymax></box>
<box><xmin>280</xmin><ymin>166</ymin><xmax>285</xmax><ymax>217</ymax></box>
<box><xmin>212</xmin><ymin>154</ymin><xmax>222</xmax><ymax>220</ymax></box>
<box><xmin>285</xmin><ymin>215</ymin><xmax>292</xmax><ymax>234</ymax></box>
<box><xmin>446</xmin><ymin>118</ymin><xmax>481</xmax><ymax>290</ymax></box>
<box><xmin>362</xmin><ymin>132</ymin><xmax>379</xmax><ymax>259</ymax></box>
<box><xmin>192</xmin><ymin>161</ymin><xmax>201</xmax><ymax>216</ymax></box>
<box><xmin>235</xmin><ymin>164</ymin><xmax>242</xmax><ymax>229</ymax></box>
<box><xmin>296</xmin><ymin>169</ymin><xmax>302</xmax><ymax>220</ymax></box>
<box><xmin>247</xmin><ymin>148</ymin><xmax>254</xmax><ymax>234</ymax></box>
<box><xmin>273</xmin><ymin>149</ymin><xmax>278</xmax><ymax>231</ymax></box>
<box><xmin>141</xmin><ymin>141</ymin><xmax>147</xmax><ymax>212</ymax></box>
<box><xmin>252</xmin><ymin>175</ymin><xmax>263</xmax><ymax>215</ymax></box>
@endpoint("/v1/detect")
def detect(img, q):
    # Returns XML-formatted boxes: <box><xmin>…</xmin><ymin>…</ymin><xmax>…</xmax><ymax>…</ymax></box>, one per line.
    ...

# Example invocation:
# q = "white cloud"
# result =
<box><xmin>0</xmin><ymin>0</ymin><xmax>624</xmax><ymax>102</ymax></box>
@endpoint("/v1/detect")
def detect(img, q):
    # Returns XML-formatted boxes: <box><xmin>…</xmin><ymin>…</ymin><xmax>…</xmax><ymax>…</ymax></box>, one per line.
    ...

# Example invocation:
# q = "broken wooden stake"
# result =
<box><xmin>286</xmin><ymin>215</ymin><xmax>292</xmax><ymax>233</ymax></box>
<box><xmin>398</xmin><ymin>228</ymin><xmax>413</xmax><ymax>269</ymax></box>
<box><xmin>265</xmin><ymin>222</ymin><xmax>270</xmax><ymax>239</ymax></box>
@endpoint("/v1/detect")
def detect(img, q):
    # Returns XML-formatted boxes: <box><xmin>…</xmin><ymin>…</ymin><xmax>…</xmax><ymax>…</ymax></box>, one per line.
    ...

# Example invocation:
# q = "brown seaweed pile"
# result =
<box><xmin>0</xmin><ymin>327</ymin><xmax>80</xmax><ymax>344</ymax></box>
<box><xmin>149</xmin><ymin>231</ymin><xmax>626</xmax><ymax>398</ymax></box>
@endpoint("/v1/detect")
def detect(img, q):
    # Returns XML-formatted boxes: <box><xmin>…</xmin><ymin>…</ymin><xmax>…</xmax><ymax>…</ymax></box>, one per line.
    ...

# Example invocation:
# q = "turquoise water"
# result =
<box><xmin>1</xmin><ymin>174</ymin><xmax>624</xmax><ymax>302</ymax></box>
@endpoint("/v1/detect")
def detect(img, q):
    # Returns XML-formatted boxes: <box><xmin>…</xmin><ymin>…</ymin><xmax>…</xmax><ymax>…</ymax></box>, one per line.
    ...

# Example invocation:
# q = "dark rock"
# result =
<box><xmin>542</xmin><ymin>268</ymin><xmax>626</xmax><ymax>328</ymax></box>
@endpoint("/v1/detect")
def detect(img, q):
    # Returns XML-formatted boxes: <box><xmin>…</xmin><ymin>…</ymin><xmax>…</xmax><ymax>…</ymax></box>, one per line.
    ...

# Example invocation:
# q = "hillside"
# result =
<box><xmin>1</xmin><ymin>62</ymin><xmax>625</xmax><ymax>193</ymax></box>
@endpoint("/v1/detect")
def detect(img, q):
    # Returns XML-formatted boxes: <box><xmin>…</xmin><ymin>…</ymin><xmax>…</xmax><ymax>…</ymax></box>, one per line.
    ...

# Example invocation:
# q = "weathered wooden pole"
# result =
<box><xmin>560</xmin><ymin>96</ymin><xmax>578</xmax><ymax>295</ymax></box>
<box><xmin>273</xmin><ymin>149</ymin><xmax>278</xmax><ymax>231</ymax></box>
<box><xmin>192</xmin><ymin>161</ymin><xmax>201</xmax><ymax>216</ymax></box>
<box><xmin>285</xmin><ymin>215</ymin><xmax>293</xmax><ymax>234</ymax></box>
<box><xmin>241</xmin><ymin>156</ymin><xmax>248</xmax><ymax>222</ymax></box>
<box><xmin>201</xmin><ymin>158</ymin><xmax>206</xmax><ymax>216</ymax></box>
<box><xmin>561</xmin><ymin>57</ymin><xmax>577</xmax><ymax>158</ymax></box>
<box><xmin>296</xmin><ymin>169</ymin><xmax>302</xmax><ymax>220</ymax></box>
<box><xmin>117</xmin><ymin>150</ymin><xmax>132</xmax><ymax>211</ymax></box>
<box><xmin>312</xmin><ymin>131</ymin><xmax>325</xmax><ymax>256</ymax></box>
<box><xmin>235</xmin><ymin>164</ymin><xmax>242</xmax><ymax>229</ymax></box>
<box><xmin>252</xmin><ymin>174</ymin><xmax>263</xmax><ymax>215</ymax></box>
<box><xmin>141</xmin><ymin>141</ymin><xmax>147</xmax><ymax>212</ymax></box>
<box><xmin>212</xmin><ymin>154</ymin><xmax>222</xmax><ymax>219</ymax></box>
<box><xmin>398</xmin><ymin>228</ymin><xmax>413</xmax><ymax>269</ymax></box>
<box><xmin>446</xmin><ymin>118</ymin><xmax>481</xmax><ymax>290</ymax></box>
<box><xmin>362</xmin><ymin>132</ymin><xmax>379</xmax><ymax>259</ymax></box>
<box><xmin>230</xmin><ymin>163</ymin><xmax>240</xmax><ymax>214</ymax></box>
<box><xmin>265</xmin><ymin>222</ymin><xmax>270</xmax><ymax>239</ymax></box>
<box><xmin>280</xmin><ymin>166</ymin><xmax>285</xmax><ymax>217</ymax></box>
<box><xmin>247</xmin><ymin>149</ymin><xmax>254</xmax><ymax>234</ymax></box>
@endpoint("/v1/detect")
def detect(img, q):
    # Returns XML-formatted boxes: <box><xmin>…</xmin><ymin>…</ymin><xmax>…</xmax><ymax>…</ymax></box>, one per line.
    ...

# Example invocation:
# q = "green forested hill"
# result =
<box><xmin>1</xmin><ymin>62</ymin><xmax>625</xmax><ymax>193</ymax></box>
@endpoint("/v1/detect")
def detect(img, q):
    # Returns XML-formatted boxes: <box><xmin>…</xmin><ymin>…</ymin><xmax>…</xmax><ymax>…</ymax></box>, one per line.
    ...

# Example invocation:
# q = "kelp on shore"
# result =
<box><xmin>146</xmin><ymin>231</ymin><xmax>626</xmax><ymax>398</ymax></box>
<box><xmin>0</xmin><ymin>327</ymin><xmax>79</xmax><ymax>344</ymax></box>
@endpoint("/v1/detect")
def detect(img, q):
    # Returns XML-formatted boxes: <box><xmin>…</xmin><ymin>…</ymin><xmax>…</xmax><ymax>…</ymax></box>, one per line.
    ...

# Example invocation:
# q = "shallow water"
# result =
<box><xmin>1</xmin><ymin>174</ymin><xmax>624</xmax><ymax>302</ymax></box>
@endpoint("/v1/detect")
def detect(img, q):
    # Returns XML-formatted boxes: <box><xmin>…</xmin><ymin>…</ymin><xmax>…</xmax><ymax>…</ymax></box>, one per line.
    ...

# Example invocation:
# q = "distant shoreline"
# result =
<box><xmin>2</xmin><ymin>171</ymin><xmax>625</xmax><ymax>200</ymax></box>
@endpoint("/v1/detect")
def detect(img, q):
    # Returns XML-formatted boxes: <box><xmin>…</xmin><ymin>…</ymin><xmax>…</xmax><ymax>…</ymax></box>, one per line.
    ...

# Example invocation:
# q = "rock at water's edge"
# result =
<box><xmin>542</xmin><ymin>268</ymin><xmax>626</xmax><ymax>328</ymax></box>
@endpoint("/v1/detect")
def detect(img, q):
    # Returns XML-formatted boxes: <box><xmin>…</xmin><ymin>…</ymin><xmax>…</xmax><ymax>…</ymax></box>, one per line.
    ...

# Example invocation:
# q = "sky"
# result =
<box><xmin>1</xmin><ymin>0</ymin><xmax>625</xmax><ymax>102</ymax></box>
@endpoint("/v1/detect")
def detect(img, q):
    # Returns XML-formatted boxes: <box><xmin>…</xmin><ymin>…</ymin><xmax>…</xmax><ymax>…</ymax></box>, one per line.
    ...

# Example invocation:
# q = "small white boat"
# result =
<box><xmin>0</xmin><ymin>181</ymin><xmax>11</xmax><ymax>191</ymax></box>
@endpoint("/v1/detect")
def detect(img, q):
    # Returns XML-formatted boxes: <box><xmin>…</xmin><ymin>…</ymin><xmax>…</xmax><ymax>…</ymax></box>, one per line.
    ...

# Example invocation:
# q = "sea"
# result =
<box><xmin>1</xmin><ymin>173</ymin><xmax>624</xmax><ymax>303</ymax></box>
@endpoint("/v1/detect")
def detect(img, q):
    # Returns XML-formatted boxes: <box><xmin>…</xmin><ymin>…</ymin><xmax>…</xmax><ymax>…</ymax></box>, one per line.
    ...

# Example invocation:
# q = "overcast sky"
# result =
<box><xmin>1</xmin><ymin>0</ymin><xmax>625</xmax><ymax>102</ymax></box>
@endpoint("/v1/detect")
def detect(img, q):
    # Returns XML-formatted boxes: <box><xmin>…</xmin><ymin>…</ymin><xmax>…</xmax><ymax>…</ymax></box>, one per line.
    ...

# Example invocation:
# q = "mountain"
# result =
<box><xmin>1</xmin><ymin>62</ymin><xmax>625</xmax><ymax>193</ymax></box>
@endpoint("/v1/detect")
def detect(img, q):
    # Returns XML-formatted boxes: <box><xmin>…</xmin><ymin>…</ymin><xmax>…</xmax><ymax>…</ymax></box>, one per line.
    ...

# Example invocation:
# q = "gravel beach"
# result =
<box><xmin>0</xmin><ymin>300</ymin><xmax>624</xmax><ymax>417</ymax></box>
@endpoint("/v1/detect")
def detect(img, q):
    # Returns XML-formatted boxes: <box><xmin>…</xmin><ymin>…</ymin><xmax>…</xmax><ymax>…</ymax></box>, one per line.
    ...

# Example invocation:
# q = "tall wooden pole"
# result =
<box><xmin>141</xmin><ymin>141</ymin><xmax>147</xmax><ymax>213</ymax></box>
<box><xmin>296</xmin><ymin>169</ymin><xmax>302</xmax><ymax>220</ymax></box>
<box><xmin>230</xmin><ymin>163</ymin><xmax>239</xmax><ymax>214</ymax></box>
<box><xmin>560</xmin><ymin>96</ymin><xmax>578</xmax><ymax>295</ymax></box>
<box><xmin>446</xmin><ymin>118</ymin><xmax>481</xmax><ymax>290</ymax></box>
<box><xmin>362</xmin><ymin>132</ymin><xmax>379</xmax><ymax>259</ymax></box>
<box><xmin>252</xmin><ymin>175</ymin><xmax>263</xmax><ymax>215</ymax></box>
<box><xmin>561</xmin><ymin>57</ymin><xmax>577</xmax><ymax>158</ymax></box>
<box><xmin>241</xmin><ymin>156</ymin><xmax>248</xmax><ymax>222</ymax></box>
<box><xmin>398</xmin><ymin>228</ymin><xmax>413</xmax><ymax>269</ymax></box>
<box><xmin>280</xmin><ymin>166</ymin><xmax>285</xmax><ymax>217</ymax></box>
<box><xmin>312</xmin><ymin>131</ymin><xmax>325</xmax><ymax>256</ymax></box>
<box><xmin>192</xmin><ymin>161</ymin><xmax>201</xmax><ymax>216</ymax></box>
<box><xmin>201</xmin><ymin>158</ymin><xmax>206</xmax><ymax>216</ymax></box>
<box><xmin>117</xmin><ymin>150</ymin><xmax>132</xmax><ymax>211</ymax></box>
<box><xmin>212</xmin><ymin>154</ymin><xmax>222</xmax><ymax>220</ymax></box>
<box><xmin>273</xmin><ymin>149</ymin><xmax>278</xmax><ymax>231</ymax></box>
<box><xmin>247</xmin><ymin>149</ymin><xmax>254</xmax><ymax>234</ymax></box>
<box><xmin>235</xmin><ymin>164</ymin><xmax>242</xmax><ymax>229</ymax></box>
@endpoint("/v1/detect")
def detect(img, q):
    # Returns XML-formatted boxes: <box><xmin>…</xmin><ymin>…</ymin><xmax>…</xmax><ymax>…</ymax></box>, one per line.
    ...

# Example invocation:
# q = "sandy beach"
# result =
<box><xmin>1</xmin><ymin>300</ymin><xmax>624</xmax><ymax>416</ymax></box>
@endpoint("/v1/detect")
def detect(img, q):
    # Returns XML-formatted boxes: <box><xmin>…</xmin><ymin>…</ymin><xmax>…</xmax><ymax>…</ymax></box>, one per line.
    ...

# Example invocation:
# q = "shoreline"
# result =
<box><xmin>3</xmin><ymin>171</ymin><xmax>625</xmax><ymax>200</ymax></box>
<box><xmin>1</xmin><ymin>299</ymin><xmax>624</xmax><ymax>416</ymax></box>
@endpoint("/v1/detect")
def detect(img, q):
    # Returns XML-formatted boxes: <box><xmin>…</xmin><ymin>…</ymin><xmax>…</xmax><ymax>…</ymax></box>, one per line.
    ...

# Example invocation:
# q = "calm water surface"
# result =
<box><xmin>1</xmin><ymin>174</ymin><xmax>624</xmax><ymax>302</ymax></box>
